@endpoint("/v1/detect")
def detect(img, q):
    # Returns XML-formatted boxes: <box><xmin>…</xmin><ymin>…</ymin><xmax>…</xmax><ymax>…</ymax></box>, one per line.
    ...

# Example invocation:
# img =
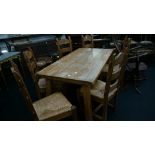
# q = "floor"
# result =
<box><xmin>108</xmin><ymin>57</ymin><xmax>155</xmax><ymax>121</ymax></box>
<box><xmin>0</xmin><ymin>56</ymin><xmax>155</xmax><ymax>121</ymax></box>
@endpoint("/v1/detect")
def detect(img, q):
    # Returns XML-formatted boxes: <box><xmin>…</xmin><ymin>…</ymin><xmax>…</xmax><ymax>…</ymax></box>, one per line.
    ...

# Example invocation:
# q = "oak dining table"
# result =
<box><xmin>36</xmin><ymin>48</ymin><xmax>113</xmax><ymax>120</ymax></box>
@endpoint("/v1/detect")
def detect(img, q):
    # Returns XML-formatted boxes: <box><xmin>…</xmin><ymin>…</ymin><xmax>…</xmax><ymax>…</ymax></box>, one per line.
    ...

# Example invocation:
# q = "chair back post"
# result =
<box><xmin>10</xmin><ymin>61</ymin><xmax>39</xmax><ymax>120</ymax></box>
<box><xmin>82</xmin><ymin>34</ymin><xmax>94</xmax><ymax>48</ymax></box>
<box><xmin>104</xmin><ymin>52</ymin><xmax>124</xmax><ymax>102</ymax></box>
<box><xmin>103</xmin><ymin>50</ymin><xmax>125</xmax><ymax>119</ymax></box>
<box><xmin>104</xmin><ymin>53</ymin><xmax>115</xmax><ymax>103</ymax></box>
<box><xmin>101</xmin><ymin>53</ymin><xmax>115</xmax><ymax>120</ymax></box>
<box><xmin>23</xmin><ymin>48</ymin><xmax>38</xmax><ymax>81</ymax></box>
<box><xmin>119</xmin><ymin>36</ymin><xmax>131</xmax><ymax>88</ymax></box>
<box><xmin>122</xmin><ymin>35</ymin><xmax>128</xmax><ymax>49</ymax></box>
<box><xmin>119</xmin><ymin>47</ymin><xmax>129</xmax><ymax>88</ymax></box>
<box><xmin>68</xmin><ymin>36</ymin><xmax>73</xmax><ymax>51</ymax></box>
<box><xmin>23</xmin><ymin>48</ymin><xmax>41</xmax><ymax>97</ymax></box>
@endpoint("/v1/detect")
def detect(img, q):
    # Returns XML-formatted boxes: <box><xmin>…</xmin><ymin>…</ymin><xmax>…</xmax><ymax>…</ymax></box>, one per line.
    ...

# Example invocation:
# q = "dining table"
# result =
<box><xmin>36</xmin><ymin>48</ymin><xmax>113</xmax><ymax>120</ymax></box>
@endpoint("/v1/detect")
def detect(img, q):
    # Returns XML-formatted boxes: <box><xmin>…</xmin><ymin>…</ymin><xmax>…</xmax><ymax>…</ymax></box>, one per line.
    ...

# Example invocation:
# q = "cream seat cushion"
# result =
<box><xmin>102</xmin><ymin>64</ymin><xmax>120</xmax><ymax>73</ymax></box>
<box><xmin>90</xmin><ymin>80</ymin><xmax>117</xmax><ymax>100</ymax></box>
<box><xmin>33</xmin><ymin>92</ymin><xmax>72</xmax><ymax>120</ymax></box>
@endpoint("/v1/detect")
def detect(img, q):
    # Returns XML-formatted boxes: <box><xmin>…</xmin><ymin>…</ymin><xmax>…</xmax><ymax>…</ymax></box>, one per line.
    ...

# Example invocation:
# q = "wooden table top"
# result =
<box><xmin>37</xmin><ymin>48</ymin><xmax>113</xmax><ymax>85</ymax></box>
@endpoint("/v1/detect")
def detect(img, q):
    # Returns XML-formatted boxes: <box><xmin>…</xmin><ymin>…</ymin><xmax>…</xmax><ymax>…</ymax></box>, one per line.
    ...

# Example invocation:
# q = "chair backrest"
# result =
<box><xmin>120</xmin><ymin>36</ymin><xmax>130</xmax><ymax>75</ymax></box>
<box><xmin>10</xmin><ymin>61</ymin><xmax>38</xmax><ymax>120</ymax></box>
<box><xmin>82</xmin><ymin>34</ymin><xmax>94</xmax><ymax>48</ymax></box>
<box><xmin>23</xmin><ymin>48</ymin><xmax>38</xmax><ymax>82</ymax></box>
<box><xmin>121</xmin><ymin>36</ymin><xmax>130</xmax><ymax>66</ymax></box>
<box><xmin>104</xmin><ymin>51</ymin><xmax>124</xmax><ymax>102</ymax></box>
<box><xmin>23</xmin><ymin>48</ymin><xmax>42</xmax><ymax>98</ymax></box>
<box><xmin>56</xmin><ymin>36</ymin><xmax>72</xmax><ymax>58</ymax></box>
<box><xmin>119</xmin><ymin>46</ymin><xmax>130</xmax><ymax>88</ymax></box>
<box><xmin>122</xmin><ymin>35</ymin><xmax>131</xmax><ymax>50</ymax></box>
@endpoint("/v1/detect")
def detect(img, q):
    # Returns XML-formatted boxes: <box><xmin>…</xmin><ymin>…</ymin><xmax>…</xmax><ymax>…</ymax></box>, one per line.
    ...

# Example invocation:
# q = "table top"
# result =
<box><xmin>0</xmin><ymin>52</ymin><xmax>20</xmax><ymax>62</ymax></box>
<box><xmin>37</xmin><ymin>48</ymin><xmax>113</xmax><ymax>85</ymax></box>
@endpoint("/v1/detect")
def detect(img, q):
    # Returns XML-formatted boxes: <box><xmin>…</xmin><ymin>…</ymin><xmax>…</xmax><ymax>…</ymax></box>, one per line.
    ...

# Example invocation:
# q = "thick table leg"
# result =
<box><xmin>82</xmin><ymin>85</ymin><xmax>93</xmax><ymax>121</ymax></box>
<box><xmin>46</xmin><ymin>79</ymin><xmax>52</xmax><ymax>96</ymax></box>
<box><xmin>46</xmin><ymin>79</ymin><xmax>57</xmax><ymax>96</ymax></box>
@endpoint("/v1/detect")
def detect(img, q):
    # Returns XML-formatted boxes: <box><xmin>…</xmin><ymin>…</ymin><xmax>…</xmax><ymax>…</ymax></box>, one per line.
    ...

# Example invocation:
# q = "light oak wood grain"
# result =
<box><xmin>37</xmin><ymin>48</ymin><xmax>113</xmax><ymax>85</ymax></box>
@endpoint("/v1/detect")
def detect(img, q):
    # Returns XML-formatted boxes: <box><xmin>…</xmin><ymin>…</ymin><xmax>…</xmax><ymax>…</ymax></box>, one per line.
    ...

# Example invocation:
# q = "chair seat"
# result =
<box><xmin>102</xmin><ymin>64</ymin><xmax>120</xmax><ymax>73</ymax></box>
<box><xmin>90</xmin><ymin>80</ymin><xmax>117</xmax><ymax>101</ymax></box>
<box><xmin>33</xmin><ymin>92</ymin><xmax>72</xmax><ymax>120</ymax></box>
<box><xmin>38</xmin><ymin>78</ymin><xmax>46</xmax><ymax>89</ymax></box>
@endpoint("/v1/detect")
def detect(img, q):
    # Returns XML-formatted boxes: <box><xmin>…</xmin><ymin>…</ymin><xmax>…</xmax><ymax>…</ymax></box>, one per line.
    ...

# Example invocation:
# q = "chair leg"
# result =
<box><xmin>71</xmin><ymin>105</ymin><xmax>78</xmax><ymax>121</ymax></box>
<box><xmin>108</xmin><ymin>95</ymin><xmax>118</xmax><ymax>111</ymax></box>
<box><xmin>112</xmin><ymin>95</ymin><xmax>117</xmax><ymax>111</ymax></box>
<box><xmin>102</xmin><ymin>102</ymin><xmax>108</xmax><ymax>121</ymax></box>
<box><xmin>76</xmin><ymin>88</ymin><xmax>81</xmax><ymax>104</ymax></box>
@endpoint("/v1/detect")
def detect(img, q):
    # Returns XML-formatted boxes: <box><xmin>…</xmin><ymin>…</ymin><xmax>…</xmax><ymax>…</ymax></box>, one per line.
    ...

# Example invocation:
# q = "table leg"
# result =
<box><xmin>82</xmin><ymin>85</ymin><xmax>93</xmax><ymax>121</ymax></box>
<box><xmin>46</xmin><ymin>79</ymin><xmax>52</xmax><ymax>96</ymax></box>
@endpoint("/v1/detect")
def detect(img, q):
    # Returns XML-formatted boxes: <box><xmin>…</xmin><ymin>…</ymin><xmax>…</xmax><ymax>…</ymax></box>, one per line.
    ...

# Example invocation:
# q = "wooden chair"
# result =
<box><xmin>119</xmin><ymin>36</ymin><xmax>131</xmax><ymax>88</ymax></box>
<box><xmin>81</xmin><ymin>52</ymin><xmax>124</xmax><ymax>120</ymax></box>
<box><xmin>101</xmin><ymin>36</ymin><xmax>130</xmax><ymax>80</ymax></box>
<box><xmin>56</xmin><ymin>36</ymin><xmax>72</xmax><ymax>58</ymax></box>
<box><xmin>24</xmin><ymin>47</ymin><xmax>51</xmax><ymax>69</ymax></box>
<box><xmin>82</xmin><ymin>35</ymin><xmax>94</xmax><ymax>48</ymax></box>
<box><xmin>10</xmin><ymin>61</ymin><xmax>77</xmax><ymax>121</ymax></box>
<box><xmin>23</xmin><ymin>49</ymin><xmax>46</xmax><ymax>98</ymax></box>
<box><xmin>122</xmin><ymin>35</ymin><xmax>130</xmax><ymax>49</ymax></box>
<box><xmin>99</xmin><ymin>49</ymin><xmax>118</xmax><ymax>83</ymax></box>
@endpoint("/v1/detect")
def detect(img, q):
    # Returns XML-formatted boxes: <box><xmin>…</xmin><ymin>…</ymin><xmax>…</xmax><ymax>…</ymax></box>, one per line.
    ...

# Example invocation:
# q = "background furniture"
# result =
<box><xmin>127</xmin><ymin>47</ymin><xmax>149</xmax><ymax>94</ymax></box>
<box><xmin>0</xmin><ymin>34</ymin><xmax>58</xmax><ymax>63</ymax></box>
<box><xmin>82</xmin><ymin>35</ymin><xmax>94</xmax><ymax>48</ymax></box>
<box><xmin>56</xmin><ymin>36</ymin><xmax>72</xmax><ymax>58</ymax></box>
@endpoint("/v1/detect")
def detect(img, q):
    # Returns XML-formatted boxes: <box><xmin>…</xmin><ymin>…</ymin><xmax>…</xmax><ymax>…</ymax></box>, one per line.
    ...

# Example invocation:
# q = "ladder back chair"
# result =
<box><xmin>56</xmin><ymin>36</ymin><xmax>73</xmax><ymax>58</ymax></box>
<box><xmin>122</xmin><ymin>35</ymin><xmax>130</xmax><ymax>49</ymax></box>
<box><xmin>23</xmin><ymin>48</ymin><xmax>46</xmax><ymax>98</ymax></box>
<box><xmin>101</xmin><ymin>36</ymin><xmax>130</xmax><ymax>82</ymax></box>
<box><xmin>24</xmin><ymin>47</ymin><xmax>51</xmax><ymax>69</ymax></box>
<box><xmin>82</xmin><ymin>34</ymin><xmax>94</xmax><ymax>48</ymax></box>
<box><xmin>10</xmin><ymin>61</ymin><xmax>77</xmax><ymax>121</ymax></box>
<box><xmin>100</xmin><ymin>49</ymin><xmax>120</xmax><ymax>83</ymax></box>
<box><xmin>82</xmin><ymin>51</ymin><xmax>124</xmax><ymax>120</ymax></box>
